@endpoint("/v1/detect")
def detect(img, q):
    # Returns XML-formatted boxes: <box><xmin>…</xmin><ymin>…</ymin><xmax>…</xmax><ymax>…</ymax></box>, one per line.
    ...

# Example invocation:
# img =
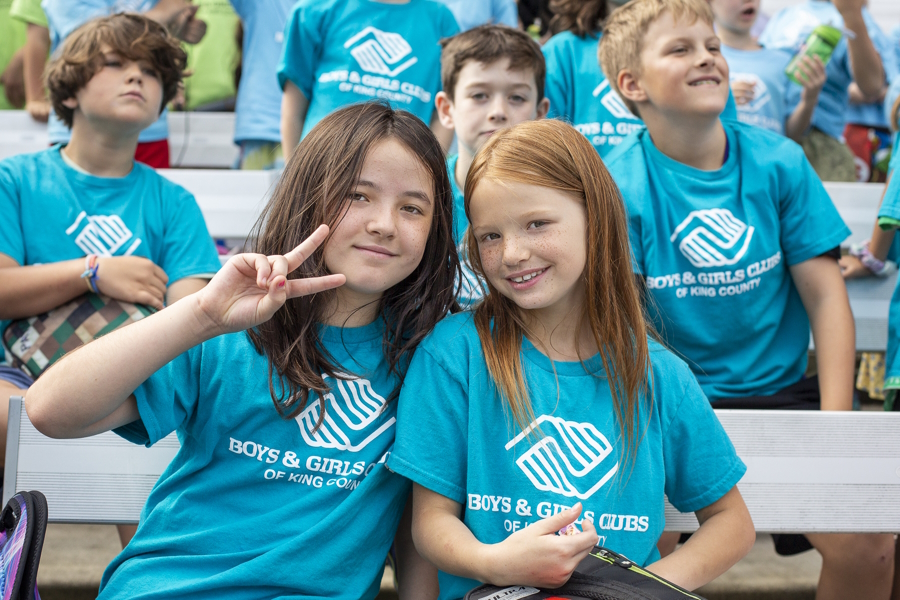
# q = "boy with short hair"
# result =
<box><xmin>434</xmin><ymin>24</ymin><xmax>548</xmax><ymax>304</ymax></box>
<box><xmin>599</xmin><ymin>0</ymin><xmax>896</xmax><ymax>596</ymax></box>
<box><xmin>0</xmin><ymin>13</ymin><xmax>220</xmax><ymax>486</ymax></box>
<box><xmin>710</xmin><ymin>0</ymin><xmax>826</xmax><ymax>140</ymax></box>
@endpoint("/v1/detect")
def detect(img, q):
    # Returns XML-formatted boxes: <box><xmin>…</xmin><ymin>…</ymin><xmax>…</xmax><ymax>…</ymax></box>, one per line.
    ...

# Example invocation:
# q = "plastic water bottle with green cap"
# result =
<box><xmin>785</xmin><ymin>25</ymin><xmax>843</xmax><ymax>86</ymax></box>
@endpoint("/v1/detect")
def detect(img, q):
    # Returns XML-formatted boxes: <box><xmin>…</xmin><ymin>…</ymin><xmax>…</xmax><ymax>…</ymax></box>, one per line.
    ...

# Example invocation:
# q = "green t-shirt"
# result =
<box><xmin>182</xmin><ymin>0</ymin><xmax>239</xmax><ymax>110</ymax></box>
<box><xmin>0</xmin><ymin>0</ymin><xmax>27</xmax><ymax>110</ymax></box>
<box><xmin>9</xmin><ymin>0</ymin><xmax>47</xmax><ymax>27</ymax></box>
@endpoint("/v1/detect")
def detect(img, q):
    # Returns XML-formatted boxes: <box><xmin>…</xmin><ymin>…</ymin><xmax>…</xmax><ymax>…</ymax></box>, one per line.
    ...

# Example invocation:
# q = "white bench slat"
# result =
<box><xmin>0</xmin><ymin>111</ymin><xmax>238</xmax><ymax>169</ymax></box>
<box><xmin>3</xmin><ymin>397</ymin><xmax>178</xmax><ymax>524</ymax></box>
<box><xmin>7</xmin><ymin>398</ymin><xmax>900</xmax><ymax>531</ymax></box>
<box><xmin>664</xmin><ymin>410</ymin><xmax>900</xmax><ymax>533</ymax></box>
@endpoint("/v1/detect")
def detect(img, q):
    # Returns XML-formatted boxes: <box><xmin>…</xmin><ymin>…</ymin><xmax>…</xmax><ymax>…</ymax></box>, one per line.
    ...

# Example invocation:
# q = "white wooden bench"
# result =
<box><xmin>6</xmin><ymin>396</ymin><xmax>900</xmax><ymax>533</ymax></box>
<box><xmin>0</xmin><ymin>111</ymin><xmax>238</xmax><ymax>169</ymax></box>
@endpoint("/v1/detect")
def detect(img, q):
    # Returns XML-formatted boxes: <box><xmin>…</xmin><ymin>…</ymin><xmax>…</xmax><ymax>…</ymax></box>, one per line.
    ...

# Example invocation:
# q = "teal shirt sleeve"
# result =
<box><xmin>157</xmin><ymin>183</ymin><xmax>221</xmax><ymax>284</ymax></box>
<box><xmin>277</xmin><ymin>1</ymin><xmax>324</xmax><ymax>97</ymax></box>
<box><xmin>659</xmin><ymin>358</ymin><xmax>746</xmax><ymax>513</ymax></box>
<box><xmin>0</xmin><ymin>159</ymin><xmax>25</xmax><ymax>264</ymax></box>
<box><xmin>776</xmin><ymin>142</ymin><xmax>851</xmax><ymax>265</ymax></box>
<box><xmin>117</xmin><ymin>345</ymin><xmax>202</xmax><ymax>446</ymax></box>
<box><xmin>388</xmin><ymin>343</ymin><xmax>469</xmax><ymax>505</ymax></box>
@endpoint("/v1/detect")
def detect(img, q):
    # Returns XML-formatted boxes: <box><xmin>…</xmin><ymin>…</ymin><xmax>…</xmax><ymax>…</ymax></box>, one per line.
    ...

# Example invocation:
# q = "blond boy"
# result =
<box><xmin>600</xmin><ymin>1</ymin><xmax>895</xmax><ymax>596</ymax></box>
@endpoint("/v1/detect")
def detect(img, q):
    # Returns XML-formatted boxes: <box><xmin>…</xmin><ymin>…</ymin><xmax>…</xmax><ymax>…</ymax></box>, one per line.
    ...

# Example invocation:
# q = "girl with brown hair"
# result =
<box><xmin>25</xmin><ymin>102</ymin><xmax>459</xmax><ymax>599</ymax></box>
<box><xmin>388</xmin><ymin>119</ymin><xmax>754</xmax><ymax>597</ymax></box>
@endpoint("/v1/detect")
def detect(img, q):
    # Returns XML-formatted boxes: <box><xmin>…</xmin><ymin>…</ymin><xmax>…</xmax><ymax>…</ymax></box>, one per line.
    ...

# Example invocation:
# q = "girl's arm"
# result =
<box><xmin>25</xmin><ymin>225</ymin><xmax>345</xmax><ymax>439</ymax></box>
<box><xmin>22</xmin><ymin>23</ymin><xmax>51</xmax><ymax>123</ymax></box>
<box><xmin>790</xmin><ymin>256</ymin><xmax>855</xmax><ymax>411</ymax></box>
<box><xmin>281</xmin><ymin>81</ymin><xmax>310</xmax><ymax>159</ymax></box>
<box><xmin>394</xmin><ymin>493</ymin><xmax>439</xmax><ymax>600</ymax></box>
<box><xmin>645</xmin><ymin>486</ymin><xmax>754</xmax><ymax>590</ymax></box>
<box><xmin>411</xmin><ymin>484</ymin><xmax>598</xmax><ymax>589</ymax></box>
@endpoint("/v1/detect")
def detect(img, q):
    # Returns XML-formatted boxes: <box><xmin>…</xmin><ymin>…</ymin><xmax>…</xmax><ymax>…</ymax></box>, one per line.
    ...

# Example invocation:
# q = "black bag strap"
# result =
<box><xmin>21</xmin><ymin>491</ymin><xmax>48</xmax><ymax>600</ymax></box>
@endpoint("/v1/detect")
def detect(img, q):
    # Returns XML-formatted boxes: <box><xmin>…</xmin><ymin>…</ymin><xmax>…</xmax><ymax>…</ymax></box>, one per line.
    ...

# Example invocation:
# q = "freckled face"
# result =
<box><xmin>323</xmin><ymin>138</ymin><xmax>435</xmax><ymax>306</ymax></box>
<box><xmin>469</xmin><ymin>178</ymin><xmax>588</xmax><ymax>317</ymax></box>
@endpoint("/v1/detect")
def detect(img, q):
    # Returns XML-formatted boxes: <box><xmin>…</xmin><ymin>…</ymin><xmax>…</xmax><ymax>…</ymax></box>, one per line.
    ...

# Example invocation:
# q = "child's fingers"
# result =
<box><xmin>251</xmin><ymin>254</ymin><xmax>272</xmax><ymax>289</ymax></box>
<box><xmin>531</xmin><ymin>503</ymin><xmax>583</xmax><ymax>535</ymax></box>
<box><xmin>284</xmin><ymin>225</ymin><xmax>331</xmax><ymax>272</ymax></box>
<box><xmin>577</xmin><ymin>517</ymin><xmax>600</xmax><ymax>551</ymax></box>
<box><xmin>285</xmin><ymin>274</ymin><xmax>346</xmax><ymax>299</ymax></box>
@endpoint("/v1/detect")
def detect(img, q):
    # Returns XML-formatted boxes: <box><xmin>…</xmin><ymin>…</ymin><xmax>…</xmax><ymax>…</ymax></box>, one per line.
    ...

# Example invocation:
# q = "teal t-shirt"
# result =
<box><xmin>0</xmin><ymin>147</ymin><xmax>220</xmax><ymax>336</ymax></box>
<box><xmin>543</xmin><ymin>31</ymin><xmax>643</xmax><ymax>156</ymax></box>
<box><xmin>388</xmin><ymin>312</ymin><xmax>746</xmax><ymax>600</ymax></box>
<box><xmin>543</xmin><ymin>30</ymin><xmax>739</xmax><ymax>156</ymax></box>
<box><xmin>605</xmin><ymin>120</ymin><xmax>850</xmax><ymax>401</ymax></box>
<box><xmin>278</xmin><ymin>0</ymin><xmax>459</xmax><ymax>140</ymax></box>
<box><xmin>878</xmin><ymin>134</ymin><xmax>900</xmax><ymax>387</ymax></box>
<box><xmin>448</xmin><ymin>153</ymin><xmax>487</xmax><ymax>307</ymax></box>
<box><xmin>102</xmin><ymin>319</ymin><xmax>409</xmax><ymax>599</ymax></box>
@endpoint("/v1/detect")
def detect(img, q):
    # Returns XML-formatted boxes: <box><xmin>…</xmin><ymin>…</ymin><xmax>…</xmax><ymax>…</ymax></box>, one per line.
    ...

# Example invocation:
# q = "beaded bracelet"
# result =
<box><xmin>849</xmin><ymin>240</ymin><xmax>898</xmax><ymax>278</ymax></box>
<box><xmin>80</xmin><ymin>254</ymin><xmax>100</xmax><ymax>293</ymax></box>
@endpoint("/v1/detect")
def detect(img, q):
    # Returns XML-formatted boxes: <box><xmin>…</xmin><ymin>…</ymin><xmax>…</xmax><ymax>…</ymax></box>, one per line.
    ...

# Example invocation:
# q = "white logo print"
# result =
<box><xmin>505</xmin><ymin>415</ymin><xmax>619</xmax><ymax>500</ymax></box>
<box><xmin>670</xmin><ymin>209</ymin><xmax>754</xmax><ymax>268</ymax></box>
<box><xmin>344</xmin><ymin>27</ymin><xmax>418</xmax><ymax>77</ymax></box>
<box><xmin>66</xmin><ymin>211</ymin><xmax>142</xmax><ymax>256</ymax></box>
<box><xmin>592</xmin><ymin>80</ymin><xmax>638</xmax><ymax>121</ymax></box>
<box><xmin>296</xmin><ymin>374</ymin><xmax>395</xmax><ymax>453</ymax></box>
<box><xmin>731</xmin><ymin>73</ymin><xmax>771</xmax><ymax>113</ymax></box>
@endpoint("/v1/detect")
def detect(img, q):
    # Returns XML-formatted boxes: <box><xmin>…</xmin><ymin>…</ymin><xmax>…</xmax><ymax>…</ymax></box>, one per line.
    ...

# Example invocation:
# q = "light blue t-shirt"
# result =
<box><xmin>435</xmin><ymin>0</ymin><xmax>516</xmax><ymax>31</ymax></box>
<box><xmin>278</xmin><ymin>0</ymin><xmax>459</xmax><ymax>140</ymax></box>
<box><xmin>0</xmin><ymin>146</ymin><xmax>220</xmax><ymax>337</ymax></box>
<box><xmin>388</xmin><ymin>312</ymin><xmax>746</xmax><ymax>600</ymax></box>
<box><xmin>101</xmin><ymin>319</ymin><xmax>409</xmax><ymax>599</ymax></box>
<box><xmin>721</xmin><ymin>45</ymin><xmax>793</xmax><ymax>135</ymax></box>
<box><xmin>544</xmin><ymin>30</ymin><xmax>739</xmax><ymax>156</ymax></box>
<box><xmin>759</xmin><ymin>1</ymin><xmax>886</xmax><ymax>140</ymax></box>
<box><xmin>228</xmin><ymin>0</ymin><xmax>292</xmax><ymax>144</ymax></box>
<box><xmin>448</xmin><ymin>153</ymin><xmax>486</xmax><ymax>306</ymax></box>
<box><xmin>845</xmin><ymin>17</ymin><xmax>899</xmax><ymax>129</ymax></box>
<box><xmin>605</xmin><ymin>120</ymin><xmax>850</xmax><ymax>401</ymax></box>
<box><xmin>41</xmin><ymin>0</ymin><xmax>168</xmax><ymax>144</ymax></box>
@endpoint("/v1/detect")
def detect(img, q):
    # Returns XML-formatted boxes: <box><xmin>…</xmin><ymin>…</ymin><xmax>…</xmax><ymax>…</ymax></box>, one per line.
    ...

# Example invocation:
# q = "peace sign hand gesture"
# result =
<box><xmin>196</xmin><ymin>225</ymin><xmax>345</xmax><ymax>335</ymax></box>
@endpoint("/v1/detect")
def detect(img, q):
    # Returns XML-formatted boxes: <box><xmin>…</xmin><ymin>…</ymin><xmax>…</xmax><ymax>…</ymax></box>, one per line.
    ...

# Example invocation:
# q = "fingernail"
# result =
<box><xmin>278</xmin><ymin>281</ymin><xmax>285</xmax><ymax>288</ymax></box>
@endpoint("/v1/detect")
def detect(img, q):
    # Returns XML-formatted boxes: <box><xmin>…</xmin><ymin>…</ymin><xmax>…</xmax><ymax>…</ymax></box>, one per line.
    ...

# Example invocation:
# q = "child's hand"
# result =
<box><xmin>487</xmin><ymin>503</ymin><xmax>598</xmax><ymax>589</ymax></box>
<box><xmin>168</xmin><ymin>4</ymin><xmax>207</xmax><ymax>44</ymax></box>
<box><xmin>794</xmin><ymin>55</ymin><xmax>826</xmax><ymax>102</ymax></box>
<box><xmin>730</xmin><ymin>79</ymin><xmax>755</xmax><ymax>106</ymax></box>
<box><xmin>839</xmin><ymin>255</ymin><xmax>874</xmax><ymax>279</ymax></box>
<box><xmin>196</xmin><ymin>224</ymin><xmax>345</xmax><ymax>335</ymax></box>
<box><xmin>96</xmin><ymin>256</ymin><xmax>169</xmax><ymax>310</ymax></box>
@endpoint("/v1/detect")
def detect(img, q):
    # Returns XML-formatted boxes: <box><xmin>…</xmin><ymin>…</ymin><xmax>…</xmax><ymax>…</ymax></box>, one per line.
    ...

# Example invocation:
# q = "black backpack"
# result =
<box><xmin>465</xmin><ymin>547</ymin><xmax>706</xmax><ymax>600</ymax></box>
<box><xmin>0</xmin><ymin>491</ymin><xmax>48</xmax><ymax>600</ymax></box>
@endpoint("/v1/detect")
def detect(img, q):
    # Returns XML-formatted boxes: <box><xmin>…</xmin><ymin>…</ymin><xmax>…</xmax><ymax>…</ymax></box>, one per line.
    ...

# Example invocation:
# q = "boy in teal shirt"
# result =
<box><xmin>600</xmin><ymin>0</ymin><xmax>895</xmax><ymax>596</ymax></box>
<box><xmin>433</xmin><ymin>25</ymin><xmax>549</xmax><ymax>305</ymax></box>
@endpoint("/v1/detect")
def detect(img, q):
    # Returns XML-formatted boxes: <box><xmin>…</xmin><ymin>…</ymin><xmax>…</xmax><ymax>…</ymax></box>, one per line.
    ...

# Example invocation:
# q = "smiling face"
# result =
<box><xmin>438</xmin><ymin>58</ymin><xmax>549</xmax><ymax>160</ymax></box>
<box><xmin>62</xmin><ymin>45</ymin><xmax>163</xmax><ymax>131</ymax></box>
<box><xmin>625</xmin><ymin>12</ymin><xmax>729</xmax><ymax>118</ymax></box>
<box><xmin>710</xmin><ymin>0</ymin><xmax>760</xmax><ymax>35</ymax></box>
<box><xmin>323</xmin><ymin>137</ymin><xmax>435</xmax><ymax>313</ymax></box>
<box><xmin>469</xmin><ymin>178</ymin><xmax>588</xmax><ymax>320</ymax></box>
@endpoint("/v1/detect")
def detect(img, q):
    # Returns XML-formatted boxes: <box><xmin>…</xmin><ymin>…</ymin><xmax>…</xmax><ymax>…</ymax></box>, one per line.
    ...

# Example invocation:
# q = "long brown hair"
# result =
<box><xmin>248</xmin><ymin>102</ymin><xmax>460</xmax><ymax>420</ymax></box>
<box><xmin>549</xmin><ymin>0</ymin><xmax>608</xmax><ymax>37</ymax></box>
<box><xmin>463</xmin><ymin>119</ymin><xmax>652</xmax><ymax>467</ymax></box>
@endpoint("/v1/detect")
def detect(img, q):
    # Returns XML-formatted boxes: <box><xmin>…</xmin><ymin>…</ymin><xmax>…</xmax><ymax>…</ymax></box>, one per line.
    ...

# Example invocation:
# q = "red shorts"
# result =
<box><xmin>134</xmin><ymin>139</ymin><xmax>170</xmax><ymax>169</ymax></box>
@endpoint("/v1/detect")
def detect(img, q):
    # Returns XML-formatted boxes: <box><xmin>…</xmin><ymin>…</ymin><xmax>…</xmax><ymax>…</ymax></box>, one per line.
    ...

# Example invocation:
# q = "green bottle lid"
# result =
<box><xmin>813</xmin><ymin>25</ymin><xmax>843</xmax><ymax>48</ymax></box>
